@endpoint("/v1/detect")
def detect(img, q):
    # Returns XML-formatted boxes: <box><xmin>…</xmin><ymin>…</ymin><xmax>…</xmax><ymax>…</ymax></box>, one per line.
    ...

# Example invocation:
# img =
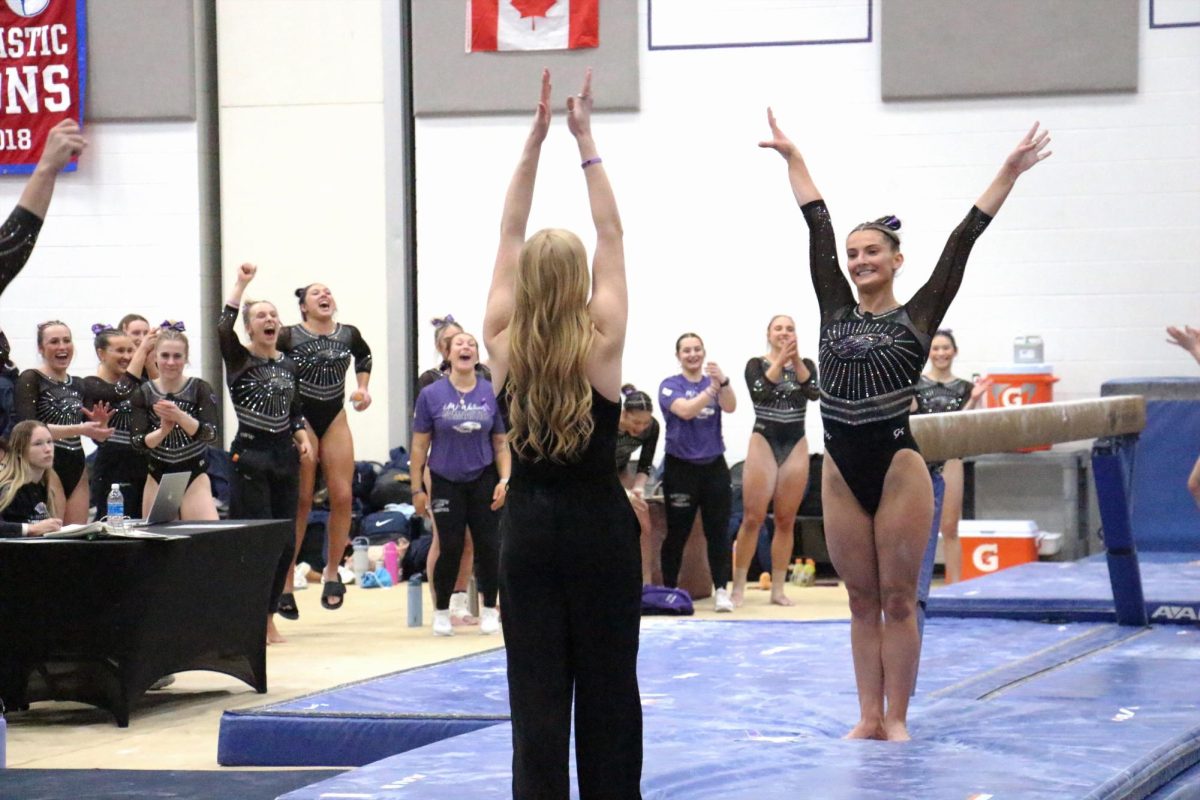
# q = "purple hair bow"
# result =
<box><xmin>431</xmin><ymin>314</ymin><xmax>456</xmax><ymax>328</ymax></box>
<box><xmin>160</xmin><ymin>320</ymin><xmax>186</xmax><ymax>332</ymax></box>
<box><xmin>91</xmin><ymin>323</ymin><xmax>112</xmax><ymax>336</ymax></box>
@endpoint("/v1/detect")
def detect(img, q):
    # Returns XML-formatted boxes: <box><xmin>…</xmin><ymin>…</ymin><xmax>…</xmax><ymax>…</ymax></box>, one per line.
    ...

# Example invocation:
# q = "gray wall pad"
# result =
<box><xmin>881</xmin><ymin>0</ymin><xmax>1138</xmax><ymax>101</ymax></box>
<box><xmin>411</xmin><ymin>0</ymin><xmax>639</xmax><ymax>115</ymax></box>
<box><xmin>86</xmin><ymin>0</ymin><xmax>197</xmax><ymax>121</ymax></box>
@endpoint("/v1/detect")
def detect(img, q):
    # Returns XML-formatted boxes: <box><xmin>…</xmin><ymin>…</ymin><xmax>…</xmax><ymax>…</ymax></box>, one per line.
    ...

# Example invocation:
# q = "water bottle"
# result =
<box><xmin>790</xmin><ymin>558</ymin><xmax>804</xmax><ymax>586</ymax></box>
<box><xmin>384</xmin><ymin>541</ymin><xmax>400</xmax><ymax>584</ymax></box>
<box><xmin>106</xmin><ymin>484</ymin><xmax>125</xmax><ymax>531</ymax></box>
<box><xmin>351</xmin><ymin>536</ymin><xmax>371</xmax><ymax>580</ymax></box>
<box><xmin>407</xmin><ymin>574</ymin><xmax>423</xmax><ymax>627</ymax></box>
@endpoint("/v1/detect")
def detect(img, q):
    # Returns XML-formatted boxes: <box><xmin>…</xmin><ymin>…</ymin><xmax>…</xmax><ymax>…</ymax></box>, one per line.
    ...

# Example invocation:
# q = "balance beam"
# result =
<box><xmin>910</xmin><ymin>396</ymin><xmax>1146</xmax><ymax>463</ymax></box>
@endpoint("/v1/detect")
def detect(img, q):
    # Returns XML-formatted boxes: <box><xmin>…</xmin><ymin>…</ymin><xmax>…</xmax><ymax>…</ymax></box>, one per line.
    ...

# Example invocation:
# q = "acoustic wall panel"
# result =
<box><xmin>882</xmin><ymin>0</ymin><xmax>1138</xmax><ymax>101</ymax></box>
<box><xmin>87</xmin><ymin>0</ymin><xmax>198</xmax><ymax>121</ymax></box>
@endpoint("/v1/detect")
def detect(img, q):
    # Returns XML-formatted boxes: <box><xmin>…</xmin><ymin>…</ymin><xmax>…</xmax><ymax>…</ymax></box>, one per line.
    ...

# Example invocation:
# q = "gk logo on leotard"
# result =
<box><xmin>893</xmin><ymin>428</ymin><xmax>904</xmax><ymax>439</ymax></box>
<box><xmin>829</xmin><ymin>332</ymin><xmax>895</xmax><ymax>360</ymax></box>
<box><xmin>972</xmin><ymin>543</ymin><xmax>999</xmax><ymax>573</ymax></box>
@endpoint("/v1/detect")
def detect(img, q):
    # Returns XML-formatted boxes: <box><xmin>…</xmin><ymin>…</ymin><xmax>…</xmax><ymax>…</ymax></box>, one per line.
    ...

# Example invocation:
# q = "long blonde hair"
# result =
<box><xmin>506</xmin><ymin>228</ymin><xmax>594</xmax><ymax>462</ymax></box>
<box><xmin>0</xmin><ymin>421</ymin><xmax>59</xmax><ymax>517</ymax></box>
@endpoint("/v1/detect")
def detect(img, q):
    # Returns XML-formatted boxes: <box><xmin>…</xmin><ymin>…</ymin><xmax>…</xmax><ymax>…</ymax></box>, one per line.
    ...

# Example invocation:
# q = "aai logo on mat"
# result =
<box><xmin>6</xmin><ymin>0</ymin><xmax>52</xmax><ymax>17</ymax></box>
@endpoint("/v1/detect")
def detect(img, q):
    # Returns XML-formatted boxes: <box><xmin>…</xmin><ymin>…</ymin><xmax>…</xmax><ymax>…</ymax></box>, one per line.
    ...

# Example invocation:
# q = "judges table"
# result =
<box><xmin>0</xmin><ymin>519</ymin><xmax>291</xmax><ymax>727</ymax></box>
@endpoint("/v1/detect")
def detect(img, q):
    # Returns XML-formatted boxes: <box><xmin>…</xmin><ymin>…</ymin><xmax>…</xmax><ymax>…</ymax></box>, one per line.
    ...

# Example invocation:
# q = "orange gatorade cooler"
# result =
<box><xmin>983</xmin><ymin>363</ymin><xmax>1058</xmax><ymax>451</ymax></box>
<box><xmin>959</xmin><ymin>520</ymin><xmax>1041</xmax><ymax>581</ymax></box>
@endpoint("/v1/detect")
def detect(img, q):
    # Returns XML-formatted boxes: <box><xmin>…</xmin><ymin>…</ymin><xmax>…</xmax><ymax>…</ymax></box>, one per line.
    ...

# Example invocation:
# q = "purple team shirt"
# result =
<box><xmin>659</xmin><ymin>373</ymin><xmax>725</xmax><ymax>462</ymax></box>
<box><xmin>413</xmin><ymin>376</ymin><xmax>506</xmax><ymax>482</ymax></box>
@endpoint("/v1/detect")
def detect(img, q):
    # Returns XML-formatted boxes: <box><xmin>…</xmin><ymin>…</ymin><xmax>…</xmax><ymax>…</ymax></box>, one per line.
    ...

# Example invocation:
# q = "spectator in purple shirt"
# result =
<box><xmin>409</xmin><ymin>331</ymin><xmax>510</xmax><ymax>636</ymax></box>
<box><xmin>658</xmin><ymin>332</ymin><xmax>737</xmax><ymax>611</ymax></box>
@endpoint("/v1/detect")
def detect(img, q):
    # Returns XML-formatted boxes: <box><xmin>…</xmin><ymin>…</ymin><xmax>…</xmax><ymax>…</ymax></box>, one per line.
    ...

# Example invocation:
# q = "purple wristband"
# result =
<box><xmin>581</xmin><ymin>156</ymin><xmax>603</xmax><ymax>169</ymax></box>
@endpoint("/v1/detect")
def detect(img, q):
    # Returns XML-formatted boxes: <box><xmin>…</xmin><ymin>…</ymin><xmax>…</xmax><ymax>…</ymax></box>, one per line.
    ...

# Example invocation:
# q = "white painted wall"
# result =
<box><xmin>413</xmin><ymin>0</ymin><xmax>1200</xmax><ymax>465</ymax></box>
<box><xmin>216</xmin><ymin>0</ymin><xmax>392</xmax><ymax>459</ymax></box>
<box><xmin>0</xmin><ymin>121</ymin><xmax>206</xmax><ymax>394</ymax></box>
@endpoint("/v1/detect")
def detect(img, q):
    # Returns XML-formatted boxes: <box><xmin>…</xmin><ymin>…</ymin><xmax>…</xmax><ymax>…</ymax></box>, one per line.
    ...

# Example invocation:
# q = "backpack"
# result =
<box><xmin>641</xmin><ymin>585</ymin><xmax>694</xmax><ymax>616</ymax></box>
<box><xmin>359</xmin><ymin>509</ymin><xmax>410</xmax><ymax>544</ymax></box>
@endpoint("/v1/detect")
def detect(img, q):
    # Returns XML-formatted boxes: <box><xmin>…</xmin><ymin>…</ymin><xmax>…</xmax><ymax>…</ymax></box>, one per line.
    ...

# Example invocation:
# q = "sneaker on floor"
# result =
<box><xmin>293</xmin><ymin>562</ymin><xmax>310</xmax><ymax>590</ymax></box>
<box><xmin>479</xmin><ymin>606</ymin><xmax>501</xmax><ymax>635</ymax></box>
<box><xmin>338</xmin><ymin>564</ymin><xmax>357</xmax><ymax>585</ymax></box>
<box><xmin>713</xmin><ymin>587</ymin><xmax>734</xmax><ymax>613</ymax></box>
<box><xmin>433</xmin><ymin>609</ymin><xmax>454</xmax><ymax>636</ymax></box>
<box><xmin>449</xmin><ymin>591</ymin><xmax>469</xmax><ymax>620</ymax></box>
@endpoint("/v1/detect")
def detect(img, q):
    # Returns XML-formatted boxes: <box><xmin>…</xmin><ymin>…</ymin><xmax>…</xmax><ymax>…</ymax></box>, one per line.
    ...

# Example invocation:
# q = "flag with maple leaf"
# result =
<box><xmin>467</xmin><ymin>0</ymin><xmax>599</xmax><ymax>52</ymax></box>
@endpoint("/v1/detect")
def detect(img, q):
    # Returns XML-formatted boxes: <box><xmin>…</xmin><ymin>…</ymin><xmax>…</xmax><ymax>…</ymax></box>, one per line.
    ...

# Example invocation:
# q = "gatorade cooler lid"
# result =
<box><xmin>986</xmin><ymin>363</ymin><xmax>1054</xmax><ymax>375</ymax></box>
<box><xmin>960</xmin><ymin>519</ymin><xmax>1040</xmax><ymax>536</ymax></box>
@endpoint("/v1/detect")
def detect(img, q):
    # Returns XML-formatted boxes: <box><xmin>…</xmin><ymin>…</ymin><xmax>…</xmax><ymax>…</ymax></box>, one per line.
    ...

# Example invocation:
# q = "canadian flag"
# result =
<box><xmin>467</xmin><ymin>0</ymin><xmax>599</xmax><ymax>52</ymax></box>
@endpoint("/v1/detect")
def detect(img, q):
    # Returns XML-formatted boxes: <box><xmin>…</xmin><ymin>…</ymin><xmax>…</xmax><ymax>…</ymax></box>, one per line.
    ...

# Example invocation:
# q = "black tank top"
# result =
<box><xmin>509</xmin><ymin>387</ymin><xmax>620</xmax><ymax>490</ymax></box>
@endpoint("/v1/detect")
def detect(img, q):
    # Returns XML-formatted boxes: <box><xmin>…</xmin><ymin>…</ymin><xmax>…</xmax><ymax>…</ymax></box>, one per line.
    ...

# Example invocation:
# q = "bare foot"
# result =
<box><xmin>267</xmin><ymin>617</ymin><xmax>287</xmax><ymax>645</ymax></box>
<box><xmin>770</xmin><ymin>591</ymin><xmax>795</xmax><ymax>606</ymax></box>
<box><xmin>844</xmin><ymin>719</ymin><xmax>885</xmax><ymax>740</ymax></box>
<box><xmin>730</xmin><ymin>578</ymin><xmax>747</xmax><ymax>607</ymax></box>
<box><xmin>883</xmin><ymin>719</ymin><xmax>911</xmax><ymax>742</ymax></box>
<box><xmin>451</xmin><ymin>614</ymin><xmax>478</xmax><ymax>627</ymax></box>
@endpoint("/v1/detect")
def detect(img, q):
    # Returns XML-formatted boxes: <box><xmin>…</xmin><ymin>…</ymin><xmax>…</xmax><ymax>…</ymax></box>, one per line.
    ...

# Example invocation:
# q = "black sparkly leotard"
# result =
<box><xmin>746</xmin><ymin>356</ymin><xmax>819</xmax><ymax>466</ymax></box>
<box><xmin>804</xmin><ymin>199</ymin><xmax>991</xmax><ymax>513</ymax></box>
<box><xmin>131</xmin><ymin>377</ymin><xmax>220</xmax><ymax>485</ymax></box>
<box><xmin>84</xmin><ymin>372</ymin><xmax>148</xmax><ymax>516</ymax></box>
<box><xmin>276</xmin><ymin>323</ymin><xmax>372</xmax><ymax>439</ymax></box>
<box><xmin>615</xmin><ymin>416</ymin><xmax>659</xmax><ymax>476</ymax></box>
<box><xmin>0</xmin><ymin>205</ymin><xmax>45</xmax><ymax>402</ymax></box>
<box><xmin>913</xmin><ymin>375</ymin><xmax>974</xmax><ymax>474</ymax></box>
<box><xmin>218</xmin><ymin>304</ymin><xmax>305</xmax><ymax>445</ymax></box>
<box><xmin>15</xmin><ymin>370</ymin><xmax>86</xmax><ymax>494</ymax></box>
<box><xmin>218</xmin><ymin>304</ymin><xmax>305</xmax><ymax>617</ymax></box>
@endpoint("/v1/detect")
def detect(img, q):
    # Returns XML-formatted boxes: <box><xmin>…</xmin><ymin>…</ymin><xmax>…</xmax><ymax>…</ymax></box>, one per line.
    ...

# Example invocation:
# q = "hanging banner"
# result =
<box><xmin>468</xmin><ymin>0</ymin><xmax>599</xmax><ymax>52</ymax></box>
<box><xmin>0</xmin><ymin>0</ymin><xmax>86</xmax><ymax>174</ymax></box>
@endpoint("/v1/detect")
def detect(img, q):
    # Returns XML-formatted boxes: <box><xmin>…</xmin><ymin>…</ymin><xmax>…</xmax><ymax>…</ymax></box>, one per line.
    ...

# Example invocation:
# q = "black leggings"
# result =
<box><xmin>231</xmin><ymin>436</ymin><xmax>300</xmax><ymax>615</ymax></box>
<box><xmin>499</xmin><ymin>481</ymin><xmax>642</xmax><ymax>799</ymax></box>
<box><xmin>661</xmin><ymin>453</ymin><xmax>732</xmax><ymax>590</ymax></box>
<box><xmin>90</xmin><ymin>443</ymin><xmax>147</xmax><ymax>519</ymax></box>
<box><xmin>430</xmin><ymin>465</ymin><xmax>501</xmax><ymax>610</ymax></box>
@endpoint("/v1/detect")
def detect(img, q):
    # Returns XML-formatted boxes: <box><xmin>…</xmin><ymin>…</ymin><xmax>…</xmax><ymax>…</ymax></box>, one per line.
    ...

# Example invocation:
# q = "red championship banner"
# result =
<box><xmin>0</xmin><ymin>0</ymin><xmax>86</xmax><ymax>174</ymax></box>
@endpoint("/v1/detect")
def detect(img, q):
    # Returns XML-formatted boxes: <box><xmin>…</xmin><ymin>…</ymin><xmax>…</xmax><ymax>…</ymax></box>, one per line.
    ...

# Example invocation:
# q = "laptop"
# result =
<box><xmin>126</xmin><ymin>471</ymin><xmax>190</xmax><ymax>527</ymax></box>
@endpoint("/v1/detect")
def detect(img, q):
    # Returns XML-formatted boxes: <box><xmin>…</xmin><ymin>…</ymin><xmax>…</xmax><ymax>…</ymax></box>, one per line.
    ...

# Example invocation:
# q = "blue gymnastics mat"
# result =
<box><xmin>927</xmin><ymin>551</ymin><xmax>1200</xmax><ymax>624</ymax></box>
<box><xmin>278</xmin><ymin>623</ymin><xmax>1200</xmax><ymax>800</ymax></box>
<box><xmin>220</xmin><ymin>618</ymin><xmax>1118</xmax><ymax>767</ymax></box>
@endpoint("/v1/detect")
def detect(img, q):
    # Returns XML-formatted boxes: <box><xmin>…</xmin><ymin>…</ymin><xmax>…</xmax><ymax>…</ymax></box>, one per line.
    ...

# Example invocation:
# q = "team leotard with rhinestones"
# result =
<box><xmin>0</xmin><ymin>205</ymin><xmax>44</xmax><ymax>361</ymax></box>
<box><xmin>84</xmin><ymin>372</ymin><xmax>148</xmax><ymax>516</ymax></box>
<box><xmin>615</xmin><ymin>416</ymin><xmax>659</xmax><ymax>476</ymax></box>
<box><xmin>746</xmin><ymin>356</ymin><xmax>819</xmax><ymax>466</ymax></box>
<box><xmin>913</xmin><ymin>375</ymin><xmax>974</xmax><ymax>474</ymax></box>
<box><xmin>276</xmin><ymin>322</ymin><xmax>372</xmax><ymax>438</ymax></box>
<box><xmin>218</xmin><ymin>304</ymin><xmax>305</xmax><ymax>443</ymax></box>
<box><xmin>131</xmin><ymin>377</ymin><xmax>219</xmax><ymax>484</ymax></box>
<box><xmin>15</xmin><ymin>370</ymin><xmax>86</xmax><ymax>493</ymax></box>
<box><xmin>803</xmin><ymin>198</ymin><xmax>991</xmax><ymax>513</ymax></box>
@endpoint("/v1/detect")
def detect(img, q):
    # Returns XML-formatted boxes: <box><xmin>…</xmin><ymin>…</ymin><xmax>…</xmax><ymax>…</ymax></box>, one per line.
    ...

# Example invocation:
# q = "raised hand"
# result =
<box><xmin>1002</xmin><ymin>122</ymin><xmax>1052</xmax><ymax>178</ymax></box>
<box><xmin>758</xmin><ymin>107</ymin><xmax>798</xmax><ymax>161</ymax></box>
<box><xmin>970</xmin><ymin>377</ymin><xmax>994</xmax><ymax>405</ymax></box>
<box><xmin>566</xmin><ymin>68</ymin><xmax>593</xmax><ymax>140</ymax></box>
<box><xmin>38</xmin><ymin>119</ymin><xmax>87</xmax><ymax>172</ymax></box>
<box><xmin>530</xmin><ymin>68</ymin><xmax>552</xmax><ymax>145</ymax></box>
<box><xmin>83</xmin><ymin>401</ymin><xmax>113</xmax><ymax>428</ymax></box>
<box><xmin>238</xmin><ymin>262</ymin><xmax>257</xmax><ymax>284</ymax></box>
<box><xmin>1167</xmin><ymin>325</ymin><xmax>1200</xmax><ymax>363</ymax></box>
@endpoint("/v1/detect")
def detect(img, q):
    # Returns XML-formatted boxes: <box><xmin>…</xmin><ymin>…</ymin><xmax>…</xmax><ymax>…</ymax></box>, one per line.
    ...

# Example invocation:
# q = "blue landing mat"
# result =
<box><xmin>279</xmin><ymin>625</ymin><xmax>1200</xmax><ymax>800</ymax></box>
<box><xmin>927</xmin><ymin>552</ymin><xmax>1200</xmax><ymax>624</ymax></box>
<box><xmin>220</xmin><ymin>618</ymin><xmax>1113</xmax><ymax>767</ymax></box>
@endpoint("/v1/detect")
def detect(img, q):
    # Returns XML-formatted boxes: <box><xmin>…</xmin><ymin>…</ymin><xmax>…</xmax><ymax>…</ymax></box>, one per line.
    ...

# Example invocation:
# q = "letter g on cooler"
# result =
<box><xmin>972</xmin><ymin>543</ymin><xmax>1000</xmax><ymax>573</ymax></box>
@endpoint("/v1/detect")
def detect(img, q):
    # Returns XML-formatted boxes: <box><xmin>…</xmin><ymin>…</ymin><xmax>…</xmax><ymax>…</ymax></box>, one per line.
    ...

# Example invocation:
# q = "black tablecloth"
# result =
<box><xmin>0</xmin><ymin>520</ymin><xmax>291</xmax><ymax>726</ymax></box>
